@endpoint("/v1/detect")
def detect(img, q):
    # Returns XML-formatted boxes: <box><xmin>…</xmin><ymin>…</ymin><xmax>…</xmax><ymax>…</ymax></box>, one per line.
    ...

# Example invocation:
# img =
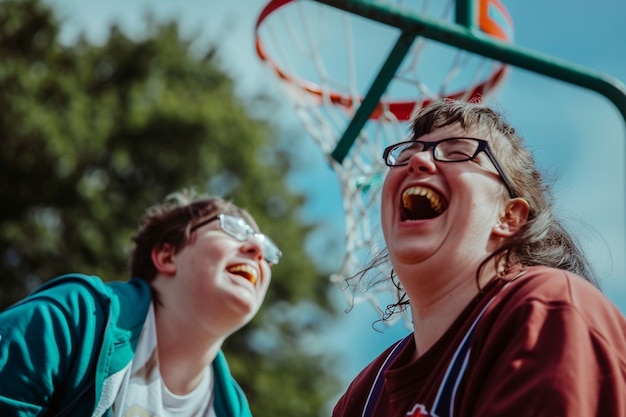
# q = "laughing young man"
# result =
<box><xmin>0</xmin><ymin>190</ymin><xmax>281</xmax><ymax>416</ymax></box>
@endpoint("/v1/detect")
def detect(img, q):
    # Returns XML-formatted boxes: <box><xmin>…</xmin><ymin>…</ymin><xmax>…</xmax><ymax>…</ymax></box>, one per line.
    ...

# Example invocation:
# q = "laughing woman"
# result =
<box><xmin>332</xmin><ymin>100</ymin><xmax>626</xmax><ymax>417</ymax></box>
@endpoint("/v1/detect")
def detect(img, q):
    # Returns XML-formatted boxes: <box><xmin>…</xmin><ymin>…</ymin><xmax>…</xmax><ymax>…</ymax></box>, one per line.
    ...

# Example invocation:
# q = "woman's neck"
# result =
<box><xmin>404</xmin><ymin>259</ymin><xmax>498</xmax><ymax>358</ymax></box>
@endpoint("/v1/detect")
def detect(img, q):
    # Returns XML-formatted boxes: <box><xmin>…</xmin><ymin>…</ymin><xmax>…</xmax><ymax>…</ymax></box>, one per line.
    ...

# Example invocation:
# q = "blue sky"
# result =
<box><xmin>45</xmin><ymin>0</ymin><xmax>626</xmax><ymax>393</ymax></box>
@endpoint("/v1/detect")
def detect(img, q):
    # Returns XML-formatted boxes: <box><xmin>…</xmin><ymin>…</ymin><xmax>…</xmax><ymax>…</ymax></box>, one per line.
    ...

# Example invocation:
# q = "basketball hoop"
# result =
<box><xmin>256</xmin><ymin>0</ymin><xmax>512</xmax><ymax>121</ymax></box>
<box><xmin>255</xmin><ymin>0</ymin><xmax>514</xmax><ymax>326</ymax></box>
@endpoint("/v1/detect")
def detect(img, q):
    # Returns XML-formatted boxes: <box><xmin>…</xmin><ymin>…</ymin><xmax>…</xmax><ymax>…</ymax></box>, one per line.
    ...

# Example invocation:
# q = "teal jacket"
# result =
<box><xmin>0</xmin><ymin>274</ymin><xmax>252</xmax><ymax>417</ymax></box>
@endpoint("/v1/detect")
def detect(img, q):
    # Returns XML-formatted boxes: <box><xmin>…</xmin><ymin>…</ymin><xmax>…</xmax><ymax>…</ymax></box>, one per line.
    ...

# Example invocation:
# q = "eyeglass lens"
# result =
<box><xmin>220</xmin><ymin>215</ymin><xmax>282</xmax><ymax>265</ymax></box>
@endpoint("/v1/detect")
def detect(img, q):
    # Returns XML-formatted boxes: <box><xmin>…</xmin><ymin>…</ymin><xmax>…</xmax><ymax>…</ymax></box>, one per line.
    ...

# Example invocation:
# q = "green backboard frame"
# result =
<box><xmin>317</xmin><ymin>0</ymin><xmax>626</xmax><ymax>164</ymax></box>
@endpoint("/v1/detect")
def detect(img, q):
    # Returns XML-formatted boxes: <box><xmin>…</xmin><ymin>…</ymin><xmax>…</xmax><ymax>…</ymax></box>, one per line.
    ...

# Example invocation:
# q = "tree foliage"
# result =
<box><xmin>0</xmin><ymin>0</ymin><xmax>341</xmax><ymax>415</ymax></box>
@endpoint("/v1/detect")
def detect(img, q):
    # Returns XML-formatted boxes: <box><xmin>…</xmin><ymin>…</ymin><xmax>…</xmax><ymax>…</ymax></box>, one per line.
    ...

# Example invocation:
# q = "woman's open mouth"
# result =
<box><xmin>401</xmin><ymin>186</ymin><xmax>448</xmax><ymax>221</ymax></box>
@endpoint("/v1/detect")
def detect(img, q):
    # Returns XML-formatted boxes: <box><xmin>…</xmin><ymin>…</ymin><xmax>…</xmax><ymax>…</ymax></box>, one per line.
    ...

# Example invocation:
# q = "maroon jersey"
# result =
<box><xmin>333</xmin><ymin>266</ymin><xmax>626</xmax><ymax>417</ymax></box>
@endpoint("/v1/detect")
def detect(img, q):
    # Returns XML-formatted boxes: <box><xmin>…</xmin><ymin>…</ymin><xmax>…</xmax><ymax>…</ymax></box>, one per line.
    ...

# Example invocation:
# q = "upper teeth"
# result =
<box><xmin>227</xmin><ymin>264</ymin><xmax>258</xmax><ymax>285</ymax></box>
<box><xmin>402</xmin><ymin>186</ymin><xmax>445</xmax><ymax>214</ymax></box>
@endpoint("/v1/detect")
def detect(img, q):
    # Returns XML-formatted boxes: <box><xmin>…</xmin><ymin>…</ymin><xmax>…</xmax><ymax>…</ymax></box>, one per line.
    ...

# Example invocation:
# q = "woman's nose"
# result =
<box><xmin>407</xmin><ymin>148</ymin><xmax>437</xmax><ymax>174</ymax></box>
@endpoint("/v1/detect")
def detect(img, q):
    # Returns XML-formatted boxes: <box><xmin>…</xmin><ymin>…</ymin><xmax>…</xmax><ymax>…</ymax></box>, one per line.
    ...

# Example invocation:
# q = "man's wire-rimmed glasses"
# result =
<box><xmin>382</xmin><ymin>137</ymin><xmax>517</xmax><ymax>198</ymax></box>
<box><xmin>191</xmin><ymin>214</ymin><xmax>282</xmax><ymax>265</ymax></box>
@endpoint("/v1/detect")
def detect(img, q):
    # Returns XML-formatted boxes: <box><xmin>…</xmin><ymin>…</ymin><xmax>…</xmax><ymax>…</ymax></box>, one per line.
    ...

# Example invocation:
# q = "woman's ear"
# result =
<box><xmin>151</xmin><ymin>243</ymin><xmax>177</xmax><ymax>276</ymax></box>
<box><xmin>493</xmin><ymin>198</ymin><xmax>530</xmax><ymax>237</ymax></box>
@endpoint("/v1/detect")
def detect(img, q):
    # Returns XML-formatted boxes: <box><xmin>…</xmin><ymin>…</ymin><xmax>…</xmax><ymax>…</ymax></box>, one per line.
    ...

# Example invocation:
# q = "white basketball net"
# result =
<box><xmin>255</xmin><ymin>0</ymin><xmax>512</xmax><ymax>326</ymax></box>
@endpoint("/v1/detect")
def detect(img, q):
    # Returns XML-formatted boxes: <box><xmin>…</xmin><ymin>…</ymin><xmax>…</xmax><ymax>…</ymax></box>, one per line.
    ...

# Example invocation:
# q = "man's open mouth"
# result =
<box><xmin>227</xmin><ymin>264</ymin><xmax>258</xmax><ymax>285</ymax></box>
<box><xmin>401</xmin><ymin>186</ymin><xmax>448</xmax><ymax>220</ymax></box>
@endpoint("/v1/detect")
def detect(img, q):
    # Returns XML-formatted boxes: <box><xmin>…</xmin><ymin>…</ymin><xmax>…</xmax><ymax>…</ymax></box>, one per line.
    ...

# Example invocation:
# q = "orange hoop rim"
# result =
<box><xmin>255</xmin><ymin>0</ymin><xmax>514</xmax><ymax>121</ymax></box>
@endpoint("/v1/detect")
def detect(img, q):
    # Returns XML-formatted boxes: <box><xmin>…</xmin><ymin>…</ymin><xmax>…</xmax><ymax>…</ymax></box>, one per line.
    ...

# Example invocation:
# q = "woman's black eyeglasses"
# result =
<box><xmin>382</xmin><ymin>137</ymin><xmax>517</xmax><ymax>198</ymax></box>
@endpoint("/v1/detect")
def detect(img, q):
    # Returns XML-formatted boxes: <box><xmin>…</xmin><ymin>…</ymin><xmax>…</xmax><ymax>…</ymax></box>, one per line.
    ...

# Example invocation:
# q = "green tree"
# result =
<box><xmin>0</xmin><ymin>0</ymin><xmax>341</xmax><ymax>415</ymax></box>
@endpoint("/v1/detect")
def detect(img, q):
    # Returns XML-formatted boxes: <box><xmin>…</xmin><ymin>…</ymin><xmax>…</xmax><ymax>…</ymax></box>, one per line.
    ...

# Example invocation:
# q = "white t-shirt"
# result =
<box><xmin>111</xmin><ymin>304</ymin><xmax>217</xmax><ymax>417</ymax></box>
